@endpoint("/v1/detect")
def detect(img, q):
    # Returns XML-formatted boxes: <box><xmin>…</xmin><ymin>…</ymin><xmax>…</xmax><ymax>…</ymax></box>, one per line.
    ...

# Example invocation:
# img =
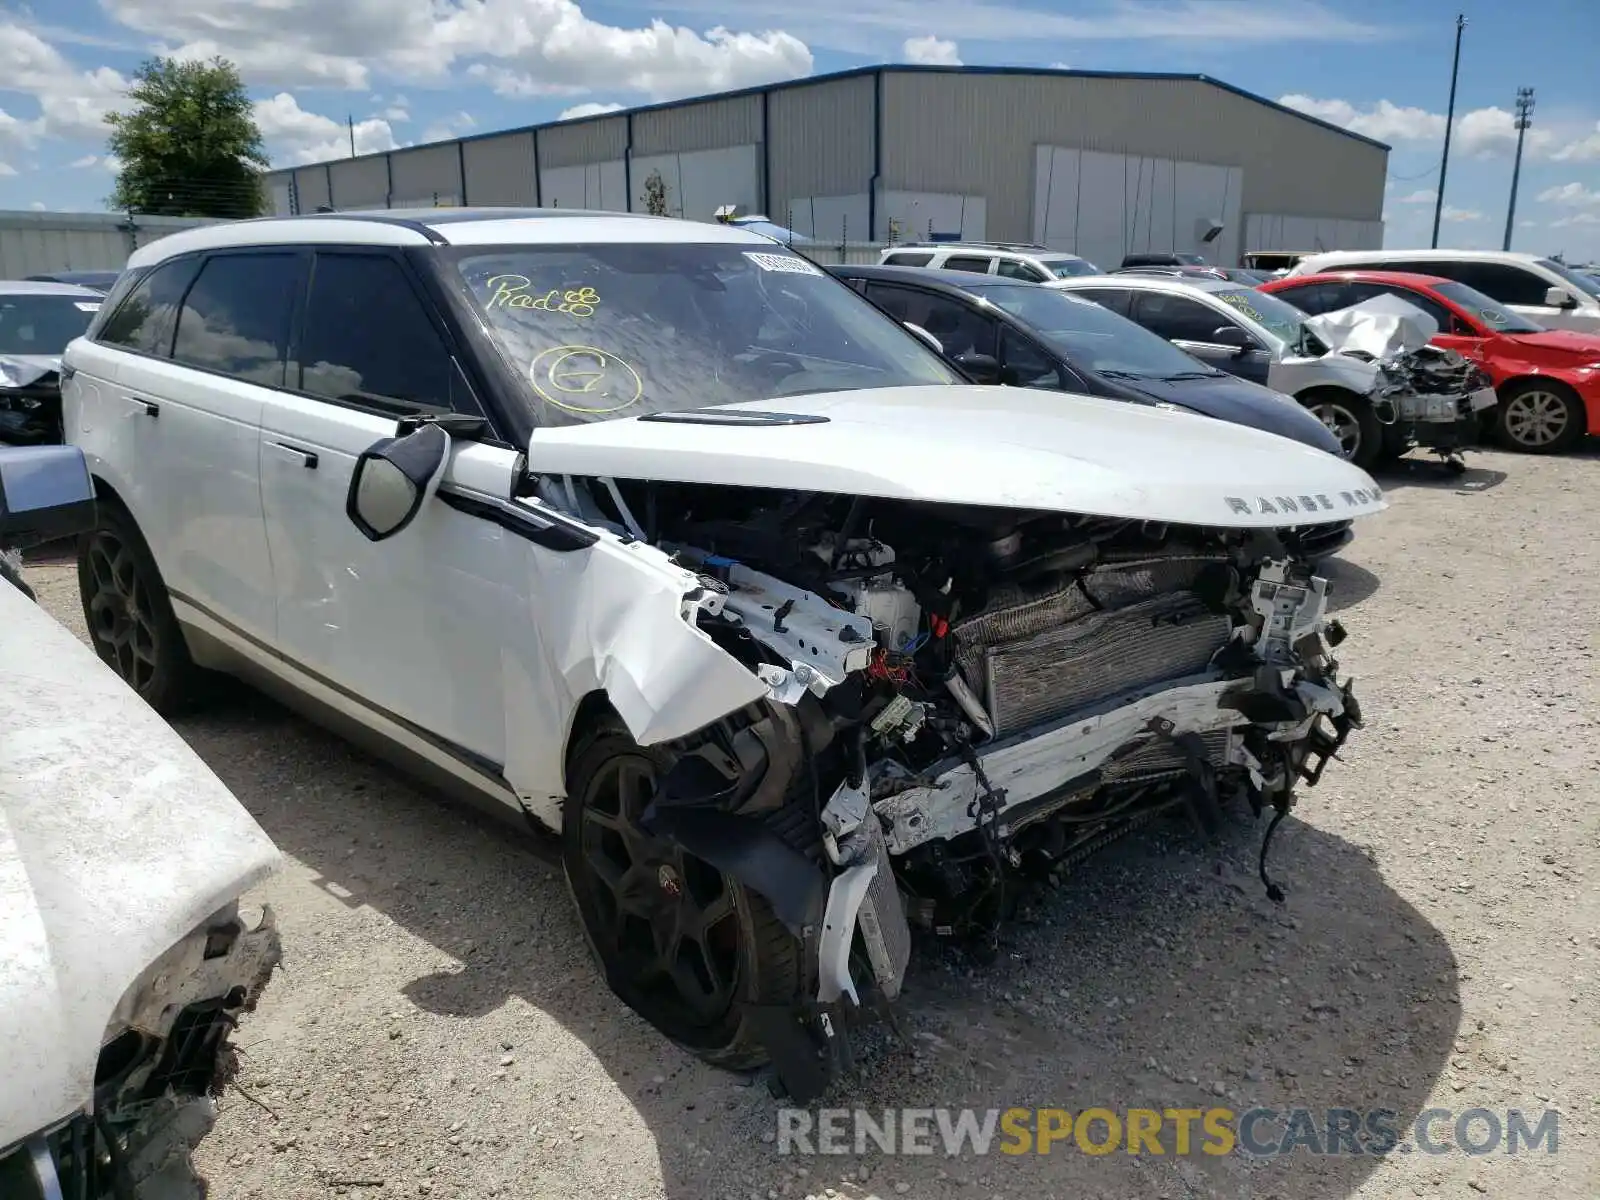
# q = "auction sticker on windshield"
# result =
<box><xmin>744</xmin><ymin>251</ymin><xmax>823</xmax><ymax>275</ymax></box>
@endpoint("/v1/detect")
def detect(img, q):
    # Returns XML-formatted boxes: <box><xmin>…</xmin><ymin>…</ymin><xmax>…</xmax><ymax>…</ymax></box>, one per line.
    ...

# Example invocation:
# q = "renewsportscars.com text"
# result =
<box><xmin>776</xmin><ymin>1107</ymin><xmax>1560</xmax><ymax>1158</ymax></box>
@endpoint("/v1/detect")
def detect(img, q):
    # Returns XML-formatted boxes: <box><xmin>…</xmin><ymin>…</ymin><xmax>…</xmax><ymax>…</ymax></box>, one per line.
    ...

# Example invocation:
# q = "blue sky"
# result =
<box><xmin>4</xmin><ymin>0</ymin><xmax>1599</xmax><ymax>257</ymax></box>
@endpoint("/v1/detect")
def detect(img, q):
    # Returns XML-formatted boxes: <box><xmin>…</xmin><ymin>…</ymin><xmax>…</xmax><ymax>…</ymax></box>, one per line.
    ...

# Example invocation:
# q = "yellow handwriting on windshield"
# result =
<box><xmin>484</xmin><ymin>275</ymin><xmax>600</xmax><ymax>318</ymax></box>
<box><xmin>1215</xmin><ymin>292</ymin><xmax>1263</xmax><ymax>322</ymax></box>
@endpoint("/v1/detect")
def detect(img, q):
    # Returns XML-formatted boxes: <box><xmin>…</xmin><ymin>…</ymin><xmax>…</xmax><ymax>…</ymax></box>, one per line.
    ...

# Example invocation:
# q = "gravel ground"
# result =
<box><xmin>24</xmin><ymin>443</ymin><xmax>1600</xmax><ymax>1200</ymax></box>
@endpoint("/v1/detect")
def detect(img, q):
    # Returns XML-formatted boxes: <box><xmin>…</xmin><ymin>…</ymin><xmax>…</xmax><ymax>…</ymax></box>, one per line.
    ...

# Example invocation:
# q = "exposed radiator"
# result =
<box><xmin>953</xmin><ymin>556</ymin><xmax>1232</xmax><ymax>738</ymax></box>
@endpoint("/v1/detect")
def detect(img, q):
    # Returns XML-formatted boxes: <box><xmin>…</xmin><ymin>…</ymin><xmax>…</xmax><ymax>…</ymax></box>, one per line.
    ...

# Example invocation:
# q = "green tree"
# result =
<box><xmin>107</xmin><ymin>57</ymin><xmax>268</xmax><ymax>219</ymax></box>
<box><xmin>643</xmin><ymin>170</ymin><xmax>669</xmax><ymax>218</ymax></box>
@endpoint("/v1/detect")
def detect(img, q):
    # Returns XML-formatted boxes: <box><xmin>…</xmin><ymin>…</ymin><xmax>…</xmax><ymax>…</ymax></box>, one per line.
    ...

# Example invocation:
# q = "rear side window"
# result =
<box><xmin>996</xmin><ymin>259</ymin><xmax>1047</xmax><ymax>281</ymax></box>
<box><xmin>1446</xmin><ymin>262</ymin><xmax>1552</xmax><ymax>307</ymax></box>
<box><xmin>1273</xmin><ymin>282</ymin><xmax>1352</xmax><ymax>315</ymax></box>
<box><xmin>1070</xmin><ymin>287</ymin><xmax>1132</xmax><ymax>317</ymax></box>
<box><xmin>1343</xmin><ymin>283</ymin><xmax>1457</xmax><ymax>330</ymax></box>
<box><xmin>942</xmin><ymin>256</ymin><xmax>993</xmax><ymax>274</ymax></box>
<box><xmin>883</xmin><ymin>252</ymin><xmax>934</xmax><ymax>267</ymax></box>
<box><xmin>96</xmin><ymin>257</ymin><xmax>202</xmax><ymax>357</ymax></box>
<box><xmin>298</xmin><ymin>252</ymin><xmax>459</xmax><ymax>412</ymax></box>
<box><xmin>172</xmin><ymin>253</ymin><xmax>302</xmax><ymax>386</ymax></box>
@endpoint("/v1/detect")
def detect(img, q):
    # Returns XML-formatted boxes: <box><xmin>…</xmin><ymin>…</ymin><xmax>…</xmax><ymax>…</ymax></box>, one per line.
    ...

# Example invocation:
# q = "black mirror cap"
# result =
<box><xmin>1210</xmin><ymin>326</ymin><xmax>1253</xmax><ymax>349</ymax></box>
<box><xmin>0</xmin><ymin>443</ymin><xmax>98</xmax><ymax>551</ymax></box>
<box><xmin>954</xmin><ymin>351</ymin><xmax>1004</xmax><ymax>384</ymax></box>
<box><xmin>345</xmin><ymin>422</ymin><xmax>451</xmax><ymax>543</ymax></box>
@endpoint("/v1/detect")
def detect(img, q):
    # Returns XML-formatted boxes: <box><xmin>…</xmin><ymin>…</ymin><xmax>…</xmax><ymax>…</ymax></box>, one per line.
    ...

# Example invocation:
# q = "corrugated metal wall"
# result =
<box><xmin>328</xmin><ymin>155</ymin><xmax>389</xmax><ymax>209</ymax></box>
<box><xmin>632</xmin><ymin>95</ymin><xmax>762</xmax><ymax>156</ymax></box>
<box><xmin>879</xmin><ymin>73</ymin><xmax>1385</xmax><ymax>242</ymax></box>
<box><xmin>292</xmin><ymin>166</ymin><xmax>331</xmax><ymax>211</ymax></box>
<box><xmin>463</xmin><ymin>132</ymin><xmax>538</xmax><ymax>206</ymax></box>
<box><xmin>768</xmin><ymin>74</ymin><xmax>875</xmax><ymax>224</ymax></box>
<box><xmin>538</xmin><ymin>116</ymin><xmax>628</xmax><ymax>168</ymax></box>
<box><xmin>0</xmin><ymin>212</ymin><xmax>218</xmax><ymax>274</ymax></box>
<box><xmin>390</xmin><ymin>145</ymin><xmax>463</xmax><ymax>205</ymax></box>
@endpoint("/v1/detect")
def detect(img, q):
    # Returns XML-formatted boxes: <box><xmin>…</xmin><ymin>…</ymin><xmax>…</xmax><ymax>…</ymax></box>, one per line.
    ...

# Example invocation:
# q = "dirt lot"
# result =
<box><xmin>25</xmin><ymin>443</ymin><xmax>1600</xmax><ymax>1200</ymax></box>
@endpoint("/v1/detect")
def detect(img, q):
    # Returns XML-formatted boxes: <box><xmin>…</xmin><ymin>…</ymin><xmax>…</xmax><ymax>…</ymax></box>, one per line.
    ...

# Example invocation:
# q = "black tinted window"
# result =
<box><xmin>942</xmin><ymin>256</ymin><xmax>992</xmax><ymax>274</ymax></box>
<box><xmin>882</xmin><ymin>252</ymin><xmax>934</xmax><ymax>267</ymax></box>
<box><xmin>172</xmin><ymin>253</ymin><xmax>300</xmax><ymax>386</ymax></box>
<box><xmin>1276</xmin><ymin>282</ymin><xmax>1353</xmax><ymax>315</ymax></box>
<box><xmin>97</xmin><ymin>258</ymin><xmax>201</xmax><ymax>357</ymax></box>
<box><xmin>1071</xmin><ymin>287</ymin><xmax>1132</xmax><ymax>317</ymax></box>
<box><xmin>1447</xmin><ymin>262</ymin><xmax>1552</xmax><ymax>307</ymax></box>
<box><xmin>916</xmin><ymin>295</ymin><xmax>998</xmax><ymax>359</ymax></box>
<box><xmin>1132</xmin><ymin>292</ymin><xmax>1232</xmax><ymax>342</ymax></box>
<box><xmin>300</xmin><ymin>254</ymin><xmax>456</xmax><ymax>410</ymax></box>
<box><xmin>996</xmin><ymin>259</ymin><xmax>1047</xmax><ymax>281</ymax></box>
<box><xmin>999</xmin><ymin>326</ymin><xmax>1063</xmax><ymax>389</ymax></box>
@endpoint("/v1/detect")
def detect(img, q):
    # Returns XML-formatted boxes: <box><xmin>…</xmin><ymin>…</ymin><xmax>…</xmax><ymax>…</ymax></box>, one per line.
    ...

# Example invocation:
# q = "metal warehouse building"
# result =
<box><xmin>263</xmin><ymin>65</ymin><xmax>1389</xmax><ymax>270</ymax></box>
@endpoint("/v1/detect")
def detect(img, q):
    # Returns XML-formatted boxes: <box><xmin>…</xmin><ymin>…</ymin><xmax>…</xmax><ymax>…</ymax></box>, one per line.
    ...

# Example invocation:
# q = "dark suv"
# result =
<box><xmin>1119</xmin><ymin>252</ymin><xmax>1210</xmax><ymax>269</ymax></box>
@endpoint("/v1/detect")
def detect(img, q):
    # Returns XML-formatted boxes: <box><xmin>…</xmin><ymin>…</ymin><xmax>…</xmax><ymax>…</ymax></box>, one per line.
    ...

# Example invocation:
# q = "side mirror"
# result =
<box><xmin>1210</xmin><ymin>325</ymin><xmax>1253</xmax><ymax>350</ymax></box>
<box><xmin>903</xmin><ymin>321</ymin><xmax>944</xmax><ymax>355</ymax></box>
<box><xmin>0</xmin><ymin>443</ymin><xmax>97</xmax><ymax>550</ymax></box>
<box><xmin>345</xmin><ymin>423</ymin><xmax>451</xmax><ymax>542</ymax></box>
<box><xmin>953</xmin><ymin>351</ymin><xmax>1004</xmax><ymax>384</ymax></box>
<box><xmin>1544</xmin><ymin>286</ymin><xmax>1576</xmax><ymax>309</ymax></box>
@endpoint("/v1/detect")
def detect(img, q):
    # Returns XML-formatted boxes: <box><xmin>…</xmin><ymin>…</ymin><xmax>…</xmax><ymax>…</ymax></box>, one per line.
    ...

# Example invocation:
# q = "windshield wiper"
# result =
<box><xmin>1097</xmin><ymin>369</ymin><xmax>1152</xmax><ymax>381</ymax></box>
<box><xmin>1159</xmin><ymin>370</ymin><xmax>1221</xmax><ymax>381</ymax></box>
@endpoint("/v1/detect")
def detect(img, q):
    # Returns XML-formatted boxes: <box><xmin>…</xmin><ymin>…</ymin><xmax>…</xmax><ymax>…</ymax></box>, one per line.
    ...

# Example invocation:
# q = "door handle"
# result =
<box><xmin>270</xmin><ymin>441</ymin><xmax>319</xmax><ymax>469</ymax></box>
<box><xmin>126</xmin><ymin>396</ymin><xmax>158</xmax><ymax>418</ymax></box>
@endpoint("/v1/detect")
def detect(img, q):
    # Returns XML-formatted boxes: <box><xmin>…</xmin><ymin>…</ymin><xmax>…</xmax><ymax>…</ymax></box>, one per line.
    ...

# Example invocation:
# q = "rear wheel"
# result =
<box><xmin>562</xmin><ymin>716</ymin><xmax>805</xmax><ymax>1069</ymax></box>
<box><xmin>76</xmin><ymin>502</ymin><xmax>199</xmax><ymax>714</ymax></box>
<box><xmin>1302</xmin><ymin>390</ymin><xmax>1383</xmax><ymax>470</ymax></box>
<box><xmin>1494</xmin><ymin>380</ymin><xmax>1586</xmax><ymax>453</ymax></box>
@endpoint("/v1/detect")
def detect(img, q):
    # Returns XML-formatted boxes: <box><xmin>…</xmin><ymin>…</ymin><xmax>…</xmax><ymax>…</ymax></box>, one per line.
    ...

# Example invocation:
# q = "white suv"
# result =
<box><xmin>62</xmin><ymin>208</ymin><xmax>1383</xmax><ymax>1101</ymax></box>
<box><xmin>878</xmin><ymin>241</ymin><xmax>1101</xmax><ymax>282</ymax></box>
<box><xmin>1289</xmin><ymin>249</ymin><xmax>1600</xmax><ymax>334</ymax></box>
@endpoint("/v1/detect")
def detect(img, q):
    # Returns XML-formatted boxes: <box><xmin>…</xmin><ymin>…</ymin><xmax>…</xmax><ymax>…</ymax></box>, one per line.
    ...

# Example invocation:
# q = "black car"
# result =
<box><xmin>829</xmin><ymin>264</ymin><xmax>1343</xmax><ymax>458</ymax></box>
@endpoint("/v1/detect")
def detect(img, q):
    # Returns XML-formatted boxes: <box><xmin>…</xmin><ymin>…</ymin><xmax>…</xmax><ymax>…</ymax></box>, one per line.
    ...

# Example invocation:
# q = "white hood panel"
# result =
<box><xmin>0</xmin><ymin>584</ymin><xmax>280</xmax><ymax>1149</ymax></box>
<box><xmin>527</xmin><ymin>386</ymin><xmax>1387</xmax><ymax>527</ymax></box>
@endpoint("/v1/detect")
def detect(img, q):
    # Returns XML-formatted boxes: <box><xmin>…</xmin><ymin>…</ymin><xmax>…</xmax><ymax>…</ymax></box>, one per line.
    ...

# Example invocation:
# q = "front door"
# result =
<box><xmin>1132</xmin><ymin>291</ymin><xmax>1273</xmax><ymax>386</ymax></box>
<box><xmin>258</xmin><ymin>247</ymin><xmax>533</xmax><ymax>801</ymax></box>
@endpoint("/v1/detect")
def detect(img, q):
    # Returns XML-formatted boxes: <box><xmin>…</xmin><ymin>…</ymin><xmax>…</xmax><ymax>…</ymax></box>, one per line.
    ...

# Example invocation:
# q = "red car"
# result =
<box><xmin>1260</xmin><ymin>270</ymin><xmax>1600</xmax><ymax>453</ymax></box>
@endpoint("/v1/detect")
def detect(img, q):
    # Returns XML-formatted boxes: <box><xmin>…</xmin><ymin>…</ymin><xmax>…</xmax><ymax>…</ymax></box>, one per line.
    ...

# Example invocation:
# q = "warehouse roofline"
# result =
<box><xmin>267</xmin><ymin>63</ymin><xmax>1390</xmax><ymax>177</ymax></box>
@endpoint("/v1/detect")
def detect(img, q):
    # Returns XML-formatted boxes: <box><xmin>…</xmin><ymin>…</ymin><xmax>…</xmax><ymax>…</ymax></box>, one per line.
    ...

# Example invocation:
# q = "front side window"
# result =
<box><xmin>299</xmin><ymin>253</ymin><xmax>461</xmax><ymax>412</ymax></box>
<box><xmin>998</xmin><ymin>326</ymin><xmax>1064</xmax><ymax>389</ymax></box>
<box><xmin>1274</xmin><ymin>282</ymin><xmax>1353</xmax><ymax>316</ymax></box>
<box><xmin>457</xmin><ymin>243</ymin><xmax>961</xmax><ymax>426</ymax></box>
<box><xmin>971</xmin><ymin>284</ymin><xmax>1220</xmax><ymax>380</ymax></box>
<box><xmin>1447</xmin><ymin>262</ymin><xmax>1553</xmax><ymax>308</ymax></box>
<box><xmin>1535</xmin><ymin>258</ymin><xmax>1600</xmax><ymax>301</ymax></box>
<box><xmin>1208</xmin><ymin>287</ymin><xmax>1327</xmax><ymax>355</ymax></box>
<box><xmin>171</xmin><ymin>253</ymin><xmax>301</xmax><ymax>386</ymax></box>
<box><xmin>1133</xmin><ymin>291</ymin><xmax>1235</xmax><ymax>343</ymax></box>
<box><xmin>96</xmin><ymin>258</ymin><xmax>202</xmax><ymax>357</ymax></box>
<box><xmin>0</xmin><ymin>293</ymin><xmax>99</xmax><ymax>356</ymax></box>
<box><xmin>1340</xmin><ymin>282</ymin><xmax>1458</xmax><ymax>332</ymax></box>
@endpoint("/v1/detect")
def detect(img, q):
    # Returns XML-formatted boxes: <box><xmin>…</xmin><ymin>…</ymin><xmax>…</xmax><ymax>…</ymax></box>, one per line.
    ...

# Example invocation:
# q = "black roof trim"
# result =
<box><xmin>270</xmin><ymin>64</ymin><xmax>1389</xmax><ymax>180</ymax></box>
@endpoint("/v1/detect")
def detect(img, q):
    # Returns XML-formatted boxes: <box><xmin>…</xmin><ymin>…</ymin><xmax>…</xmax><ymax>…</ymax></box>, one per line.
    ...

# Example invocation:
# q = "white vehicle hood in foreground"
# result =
<box><xmin>1304</xmin><ymin>294</ymin><xmax>1440</xmax><ymax>359</ymax></box>
<box><xmin>0</xmin><ymin>585</ymin><xmax>281</xmax><ymax>1149</ymax></box>
<box><xmin>526</xmin><ymin>385</ymin><xmax>1387</xmax><ymax>526</ymax></box>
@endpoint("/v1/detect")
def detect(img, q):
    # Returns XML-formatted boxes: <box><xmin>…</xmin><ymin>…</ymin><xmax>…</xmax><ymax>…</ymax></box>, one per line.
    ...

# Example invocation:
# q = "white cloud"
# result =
<box><xmin>557</xmin><ymin>101</ymin><xmax>625</xmax><ymax>121</ymax></box>
<box><xmin>1278</xmin><ymin>94</ymin><xmax>1443</xmax><ymax>143</ymax></box>
<box><xmin>1442</xmin><ymin>205</ymin><xmax>1482</xmax><ymax>223</ymax></box>
<box><xmin>382</xmin><ymin>106</ymin><xmax>410</xmax><ymax>122</ymax></box>
<box><xmin>1279</xmin><ymin>92</ymin><xmax>1581</xmax><ymax>161</ymax></box>
<box><xmin>902</xmin><ymin>35</ymin><xmax>961</xmax><ymax>65</ymax></box>
<box><xmin>1396</xmin><ymin>188</ymin><xmax>1436</xmax><ymax>205</ymax></box>
<box><xmin>253</xmin><ymin>93</ymin><xmax>399</xmax><ymax>165</ymax></box>
<box><xmin>101</xmin><ymin>0</ymin><xmax>812</xmax><ymax>102</ymax></box>
<box><xmin>420</xmin><ymin>110</ymin><xmax>476</xmax><ymax>143</ymax></box>
<box><xmin>1554</xmin><ymin>121</ymin><xmax>1600</xmax><ymax>163</ymax></box>
<box><xmin>69</xmin><ymin>154</ymin><xmax>99</xmax><ymax>168</ymax></box>
<box><xmin>1049</xmin><ymin>61</ymin><xmax>1070</xmax><ymax>69</ymax></box>
<box><xmin>1518</xmin><ymin>219</ymin><xmax>1537</xmax><ymax>228</ymax></box>
<box><xmin>29</xmin><ymin>199</ymin><xmax>44</xmax><ymax>208</ymax></box>
<box><xmin>1552</xmin><ymin>212</ymin><xmax>1600</xmax><ymax>228</ymax></box>
<box><xmin>0</xmin><ymin>23</ymin><xmax>130</xmax><ymax>145</ymax></box>
<box><xmin>1538</xmin><ymin>182</ymin><xmax>1600</xmax><ymax>208</ymax></box>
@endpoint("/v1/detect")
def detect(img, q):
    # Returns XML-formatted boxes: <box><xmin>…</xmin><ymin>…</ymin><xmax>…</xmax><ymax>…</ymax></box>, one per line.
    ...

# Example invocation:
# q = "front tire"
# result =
<box><xmin>76</xmin><ymin>501</ymin><xmax>199</xmax><ymax>714</ymax></box>
<box><xmin>562</xmin><ymin>716</ymin><xmax>805</xmax><ymax>1070</ymax></box>
<box><xmin>1494</xmin><ymin>380</ymin><xmax>1586</xmax><ymax>453</ymax></box>
<box><xmin>1302</xmin><ymin>390</ymin><xmax>1383</xmax><ymax>470</ymax></box>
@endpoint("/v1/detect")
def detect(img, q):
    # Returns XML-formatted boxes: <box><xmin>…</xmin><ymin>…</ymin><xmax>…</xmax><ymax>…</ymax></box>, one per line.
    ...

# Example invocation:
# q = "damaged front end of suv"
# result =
<box><xmin>522</xmin><ymin>390</ymin><xmax>1385</xmax><ymax>1104</ymax></box>
<box><xmin>1</xmin><ymin>444</ymin><xmax>283</xmax><ymax>1199</ymax></box>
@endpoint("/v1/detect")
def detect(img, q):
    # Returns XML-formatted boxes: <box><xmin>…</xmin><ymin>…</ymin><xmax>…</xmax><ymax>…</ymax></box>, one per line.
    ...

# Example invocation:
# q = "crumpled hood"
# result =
<box><xmin>1120</xmin><ymin>372</ymin><xmax>1344</xmax><ymax>456</ymax></box>
<box><xmin>0</xmin><ymin>355</ymin><xmax>61</xmax><ymax>390</ymax></box>
<box><xmin>526</xmin><ymin>385</ymin><xmax>1388</xmax><ymax>527</ymax></box>
<box><xmin>0</xmin><ymin>583</ymin><xmax>280</xmax><ymax>1150</ymax></box>
<box><xmin>1304</xmin><ymin>294</ymin><xmax>1439</xmax><ymax>360</ymax></box>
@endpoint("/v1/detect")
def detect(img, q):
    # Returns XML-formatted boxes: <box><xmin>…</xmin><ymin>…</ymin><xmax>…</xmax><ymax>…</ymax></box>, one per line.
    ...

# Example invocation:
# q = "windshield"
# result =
<box><xmin>456</xmin><ymin>244</ymin><xmax>961</xmax><ymax>425</ymax></box>
<box><xmin>1537</xmin><ymin>258</ymin><xmax>1600</xmax><ymax>301</ymax></box>
<box><xmin>1210</xmin><ymin>286</ymin><xmax>1328</xmax><ymax>356</ymax></box>
<box><xmin>1431</xmin><ymin>280</ymin><xmax>1543</xmax><ymax>333</ymax></box>
<box><xmin>1042</xmin><ymin>257</ymin><xmax>1100</xmax><ymax>278</ymax></box>
<box><xmin>0</xmin><ymin>293</ymin><xmax>99</xmax><ymax>356</ymax></box>
<box><xmin>969</xmin><ymin>284</ymin><xmax>1219</xmax><ymax>379</ymax></box>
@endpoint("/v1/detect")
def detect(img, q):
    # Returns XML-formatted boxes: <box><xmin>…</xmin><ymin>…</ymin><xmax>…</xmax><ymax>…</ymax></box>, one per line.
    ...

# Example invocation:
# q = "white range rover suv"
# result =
<box><xmin>62</xmin><ymin>209</ymin><xmax>1385</xmax><ymax>1100</ymax></box>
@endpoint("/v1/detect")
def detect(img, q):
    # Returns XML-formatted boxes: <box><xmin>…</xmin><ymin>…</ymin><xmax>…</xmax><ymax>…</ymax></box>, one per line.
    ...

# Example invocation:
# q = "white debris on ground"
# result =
<box><xmin>25</xmin><ymin>442</ymin><xmax>1600</xmax><ymax>1200</ymax></box>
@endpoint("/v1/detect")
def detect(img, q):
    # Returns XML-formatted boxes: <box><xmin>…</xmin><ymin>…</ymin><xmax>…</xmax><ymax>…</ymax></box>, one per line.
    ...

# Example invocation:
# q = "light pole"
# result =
<box><xmin>1431</xmin><ymin>13</ymin><xmax>1468</xmax><ymax>249</ymax></box>
<box><xmin>1502</xmin><ymin>88</ymin><xmax>1535</xmax><ymax>251</ymax></box>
